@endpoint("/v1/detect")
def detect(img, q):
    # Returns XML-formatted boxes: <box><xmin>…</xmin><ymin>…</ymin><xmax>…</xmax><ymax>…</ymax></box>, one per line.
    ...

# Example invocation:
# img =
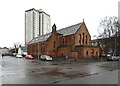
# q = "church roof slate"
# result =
<box><xmin>29</xmin><ymin>23</ymin><xmax>81</xmax><ymax>44</ymax></box>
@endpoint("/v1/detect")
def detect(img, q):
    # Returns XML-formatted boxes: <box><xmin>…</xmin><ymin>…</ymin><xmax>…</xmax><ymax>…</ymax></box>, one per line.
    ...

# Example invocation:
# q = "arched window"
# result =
<box><xmin>82</xmin><ymin>33</ymin><xmax>84</xmax><ymax>44</ymax></box>
<box><xmin>65</xmin><ymin>37</ymin><xmax>67</xmax><ymax>44</ymax></box>
<box><xmin>79</xmin><ymin>34</ymin><xmax>81</xmax><ymax>44</ymax></box>
<box><xmin>86</xmin><ymin>51</ymin><xmax>88</xmax><ymax>56</ymax></box>
<box><xmin>63</xmin><ymin>38</ymin><xmax>65</xmax><ymax>44</ymax></box>
<box><xmin>53</xmin><ymin>41</ymin><xmax>55</xmax><ymax>48</ymax></box>
<box><xmin>96</xmin><ymin>51</ymin><xmax>98</xmax><ymax>56</ymax></box>
<box><xmin>86</xmin><ymin>35</ymin><xmax>87</xmax><ymax>45</ymax></box>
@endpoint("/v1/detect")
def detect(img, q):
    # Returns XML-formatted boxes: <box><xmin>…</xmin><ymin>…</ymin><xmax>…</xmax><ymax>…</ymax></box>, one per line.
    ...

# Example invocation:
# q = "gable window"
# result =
<box><xmin>86</xmin><ymin>35</ymin><xmax>87</xmax><ymax>45</ymax></box>
<box><xmin>53</xmin><ymin>41</ymin><xmax>55</xmax><ymax>48</ymax></box>
<box><xmin>79</xmin><ymin>34</ymin><xmax>81</xmax><ymax>44</ymax></box>
<box><xmin>86</xmin><ymin>51</ymin><xmax>89</xmax><ymax>58</ymax></box>
<box><xmin>63</xmin><ymin>38</ymin><xmax>65</xmax><ymax>44</ymax></box>
<box><xmin>65</xmin><ymin>37</ymin><xmax>67</xmax><ymax>44</ymax></box>
<box><xmin>82</xmin><ymin>33</ymin><xmax>84</xmax><ymax>44</ymax></box>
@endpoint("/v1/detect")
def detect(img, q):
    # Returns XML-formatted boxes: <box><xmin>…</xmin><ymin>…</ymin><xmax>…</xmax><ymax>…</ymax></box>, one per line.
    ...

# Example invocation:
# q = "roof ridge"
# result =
<box><xmin>57</xmin><ymin>23</ymin><xmax>81</xmax><ymax>31</ymax></box>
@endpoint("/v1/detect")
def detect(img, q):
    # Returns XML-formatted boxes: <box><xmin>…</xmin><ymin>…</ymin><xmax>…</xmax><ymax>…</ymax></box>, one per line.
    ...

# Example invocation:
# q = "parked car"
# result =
<box><xmin>16</xmin><ymin>54</ymin><xmax>23</xmax><ymax>58</ymax></box>
<box><xmin>40</xmin><ymin>55</ymin><xmax>52</xmax><ymax>61</ymax></box>
<box><xmin>22</xmin><ymin>54</ymin><xmax>26</xmax><ymax>57</ymax></box>
<box><xmin>107</xmin><ymin>56</ymin><xmax>120</xmax><ymax>61</ymax></box>
<box><xmin>25</xmin><ymin>55</ymin><xmax>34</xmax><ymax>59</ymax></box>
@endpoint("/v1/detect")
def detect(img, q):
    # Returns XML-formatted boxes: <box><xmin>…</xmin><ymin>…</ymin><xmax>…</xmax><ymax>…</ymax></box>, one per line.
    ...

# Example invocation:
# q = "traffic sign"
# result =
<box><xmin>109</xmin><ymin>48</ymin><xmax>113</xmax><ymax>53</ymax></box>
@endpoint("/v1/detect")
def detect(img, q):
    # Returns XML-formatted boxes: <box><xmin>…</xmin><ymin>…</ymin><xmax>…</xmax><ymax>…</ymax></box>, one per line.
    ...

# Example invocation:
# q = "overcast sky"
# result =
<box><xmin>0</xmin><ymin>0</ymin><xmax>119</xmax><ymax>48</ymax></box>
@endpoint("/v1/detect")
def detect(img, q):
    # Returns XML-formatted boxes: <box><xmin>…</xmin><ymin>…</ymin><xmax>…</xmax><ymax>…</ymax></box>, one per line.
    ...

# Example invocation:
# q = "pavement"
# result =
<box><xmin>1</xmin><ymin>55</ymin><xmax>119</xmax><ymax>84</ymax></box>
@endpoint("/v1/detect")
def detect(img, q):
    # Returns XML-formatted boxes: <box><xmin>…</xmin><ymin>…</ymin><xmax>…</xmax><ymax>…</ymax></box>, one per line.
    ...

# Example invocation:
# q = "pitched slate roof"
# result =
<box><xmin>57</xmin><ymin>23</ymin><xmax>81</xmax><ymax>36</ymax></box>
<box><xmin>29</xmin><ymin>33</ymin><xmax>51</xmax><ymax>44</ymax></box>
<box><xmin>29</xmin><ymin>23</ymin><xmax>82</xmax><ymax>44</ymax></box>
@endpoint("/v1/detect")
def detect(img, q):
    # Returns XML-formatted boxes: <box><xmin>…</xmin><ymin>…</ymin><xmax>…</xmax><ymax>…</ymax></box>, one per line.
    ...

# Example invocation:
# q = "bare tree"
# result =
<box><xmin>13</xmin><ymin>42</ymin><xmax>21</xmax><ymax>53</ymax></box>
<box><xmin>97</xmin><ymin>16</ymin><xmax>119</xmax><ymax>56</ymax></box>
<box><xmin>98</xmin><ymin>16</ymin><xmax>118</xmax><ymax>38</ymax></box>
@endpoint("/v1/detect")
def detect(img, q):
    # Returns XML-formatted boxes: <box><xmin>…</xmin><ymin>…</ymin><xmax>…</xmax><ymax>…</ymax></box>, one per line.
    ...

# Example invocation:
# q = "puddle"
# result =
<box><xmin>30</xmin><ymin>69</ymin><xmax>41</xmax><ymax>73</ymax></box>
<box><xmin>43</xmin><ymin>69</ymin><xmax>65</xmax><ymax>76</ymax></box>
<box><xmin>43</xmin><ymin>69</ymin><xmax>93</xmax><ymax>79</ymax></box>
<box><xmin>67</xmin><ymin>67</ymin><xmax>72</xmax><ymax>69</ymax></box>
<box><xmin>64</xmin><ymin>72</ymin><xmax>90</xmax><ymax>79</ymax></box>
<box><xmin>91</xmin><ymin>73</ymin><xmax>98</xmax><ymax>75</ymax></box>
<box><xmin>53</xmin><ymin>80</ymin><xmax>61</xmax><ymax>83</ymax></box>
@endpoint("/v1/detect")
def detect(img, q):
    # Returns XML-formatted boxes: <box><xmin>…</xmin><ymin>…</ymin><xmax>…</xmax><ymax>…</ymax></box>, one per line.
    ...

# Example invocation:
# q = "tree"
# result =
<box><xmin>96</xmin><ymin>16</ymin><xmax>119</xmax><ymax>56</ymax></box>
<box><xmin>98</xmin><ymin>16</ymin><xmax>118</xmax><ymax>38</ymax></box>
<box><xmin>13</xmin><ymin>42</ymin><xmax>21</xmax><ymax>53</ymax></box>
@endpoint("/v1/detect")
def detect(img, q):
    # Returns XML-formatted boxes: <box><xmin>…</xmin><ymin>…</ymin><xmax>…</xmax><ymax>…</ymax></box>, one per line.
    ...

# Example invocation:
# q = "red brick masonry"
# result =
<box><xmin>27</xmin><ymin>21</ymin><xmax>99</xmax><ymax>59</ymax></box>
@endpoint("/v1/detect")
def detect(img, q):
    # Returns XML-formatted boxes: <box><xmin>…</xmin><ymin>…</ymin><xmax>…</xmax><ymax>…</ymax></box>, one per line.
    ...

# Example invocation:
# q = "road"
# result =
<box><xmin>1</xmin><ymin>55</ymin><xmax>119</xmax><ymax>84</ymax></box>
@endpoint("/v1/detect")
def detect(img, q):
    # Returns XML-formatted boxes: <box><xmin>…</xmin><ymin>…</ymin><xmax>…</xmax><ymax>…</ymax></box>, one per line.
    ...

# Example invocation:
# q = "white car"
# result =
<box><xmin>107</xmin><ymin>56</ymin><xmax>120</xmax><ymax>61</ymax></box>
<box><xmin>16</xmin><ymin>54</ymin><xmax>23</xmax><ymax>58</ymax></box>
<box><xmin>40</xmin><ymin>55</ymin><xmax>52</xmax><ymax>61</ymax></box>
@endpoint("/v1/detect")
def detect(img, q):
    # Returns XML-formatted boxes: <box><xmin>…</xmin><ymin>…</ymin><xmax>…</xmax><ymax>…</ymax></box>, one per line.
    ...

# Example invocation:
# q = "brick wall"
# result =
<box><xmin>27</xmin><ymin>21</ymin><xmax>100</xmax><ymax>59</ymax></box>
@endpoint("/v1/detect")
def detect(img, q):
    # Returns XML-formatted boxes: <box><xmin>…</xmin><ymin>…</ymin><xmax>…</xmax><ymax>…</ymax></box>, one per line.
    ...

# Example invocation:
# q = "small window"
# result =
<box><xmin>96</xmin><ymin>51</ymin><xmax>98</xmax><ymax>56</ymax></box>
<box><xmin>86</xmin><ymin>51</ymin><xmax>88</xmax><ymax>56</ymax></box>
<box><xmin>82</xmin><ymin>33</ymin><xmax>84</xmax><ymax>44</ymax></box>
<box><xmin>53</xmin><ymin>41</ymin><xmax>55</xmax><ymax>48</ymax></box>
<box><xmin>65</xmin><ymin>40</ymin><xmax>67</xmax><ymax>44</ymax></box>
<box><xmin>79</xmin><ymin>34</ymin><xmax>81</xmax><ymax>44</ymax></box>
<box><xmin>86</xmin><ymin>35</ymin><xmax>87</xmax><ymax>45</ymax></box>
<box><xmin>63</xmin><ymin>38</ymin><xmax>65</xmax><ymax>44</ymax></box>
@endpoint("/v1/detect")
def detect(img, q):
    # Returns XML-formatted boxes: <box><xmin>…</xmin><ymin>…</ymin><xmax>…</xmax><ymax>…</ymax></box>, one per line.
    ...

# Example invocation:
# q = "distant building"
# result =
<box><xmin>25</xmin><ymin>8</ymin><xmax>51</xmax><ymax>46</ymax></box>
<box><xmin>0</xmin><ymin>47</ymin><xmax>9</xmax><ymax>55</ymax></box>
<box><xmin>119</xmin><ymin>2</ymin><xmax>120</xmax><ymax>23</ymax></box>
<box><xmin>92</xmin><ymin>36</ymin><xmax>120</xmax><ymax>56</ymax></box>
<box><xmin>27</xmin><ymin>20</ymin><xmax>100</xmax><ymax>59</ymax></box>
<box><xmin>18</xmin><ymin>46</ymin><xmax>27</xmax><ymax>55</ymax></box>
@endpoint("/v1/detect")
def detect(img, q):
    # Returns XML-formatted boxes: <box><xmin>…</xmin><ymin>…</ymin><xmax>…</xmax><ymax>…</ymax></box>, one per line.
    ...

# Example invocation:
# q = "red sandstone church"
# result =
<box><xmin>27</xmin><ymin>20</ymin><xmax>99</xmax><ymax>59</ymax></box>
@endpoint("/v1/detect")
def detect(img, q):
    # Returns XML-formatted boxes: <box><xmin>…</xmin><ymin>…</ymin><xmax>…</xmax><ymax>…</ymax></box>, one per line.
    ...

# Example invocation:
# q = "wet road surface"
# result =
<box><xmin>1</xmin><ymin>55</ymin><xmax>119</xmax><ymax>84</ymax></box>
